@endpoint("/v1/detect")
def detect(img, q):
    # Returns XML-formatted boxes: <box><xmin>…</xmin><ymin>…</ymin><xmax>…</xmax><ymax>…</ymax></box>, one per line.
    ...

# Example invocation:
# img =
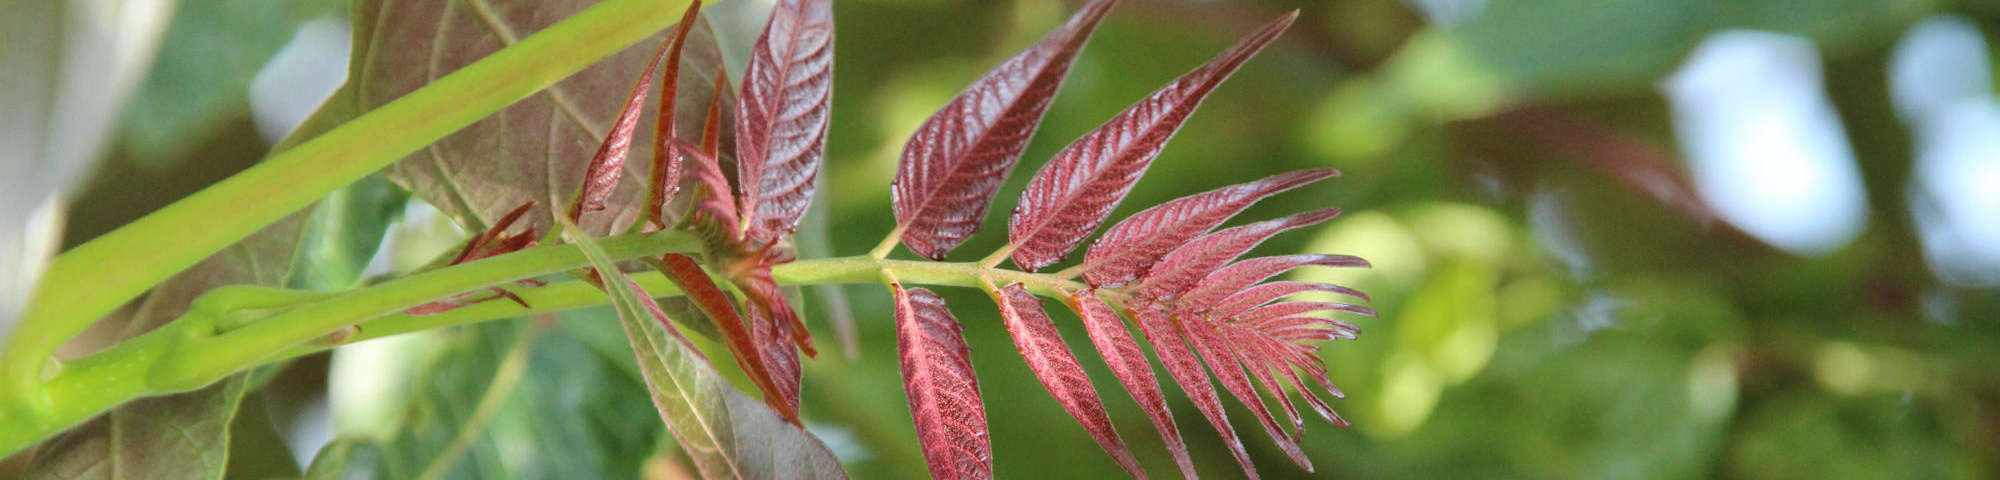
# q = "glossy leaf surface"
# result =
<box><xmin>1084</xmin><ymin>169</ymin><xmax>1338</xmax><ymax>287</ymax></box>
<box><xmin>1006</xmin><ymin>12</ymin><xmax>1297</xmax><ymax>272</ymax></box>
<box><xmin>891</xmin><ymin>0</ymin><xmax>1118</xmax><ymax>260</ymax></box>
<box><xmin>736</xmin><ymin>0</ymin><xmax>834</xmax><ymax>243</ymax></box>
<box><xmin>1069</xmin><ymin>292</ymin><xmax>1196</xmax><ymax>479</ymax></box>
<box><xmin>1134</xmin><ymin>207</ymin><xmax>1341</xmax><ymax>301</ymax></box>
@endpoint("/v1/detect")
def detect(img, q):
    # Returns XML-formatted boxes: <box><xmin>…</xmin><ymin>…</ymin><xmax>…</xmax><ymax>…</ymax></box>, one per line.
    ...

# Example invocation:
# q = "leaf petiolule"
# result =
<box><xmin>1006</xmin><ymin>12</ymin><xmax>1298</xmax><ymax>272</ymax></box>
<box><xmin>1084</xmin><ymin>168</ymin><xmax>1338</xmax><ymax>287</ymax></box>
<box><xmin>645</xmin><ymin>0</ymin><xmax>706</xmax><ymax>229</ymax></box>
<box><xmin>1135</xmin><ymin>207</ymin><xmax>1342</xmax><ymax>301</ymax></box>
<box><xmin>570</xmin><ymin>32</ymin><xmax>675</xmax><ymax>223</ymax></box>
<box><xmin>894</xmin><ymin>285</ymin><xmax>993</xmax><ymax>480</ymax></box>
<box><xmin>992</xmin><ymin>284</ymin><xmax>1145</xmax><ymax>478</ymax></box>
<box><xmin>1068</xmin><ymin>292</ymin><xmax>1197</xmax><ymax>479</ymax></box>
<box><xmin>736</xmin><ymin>0</ymin><xmax>834</xmax><ymax>243</ymax></box>
<box><xmin>1132</xmin><ymin>305</ymin><xmax>1259</xmax><ymax>479</ymax></box>
<box><xmin>1179</xmin><ymin>254</ymin><xmax>1370</xmax><ymax>309</ymax></box>
<box><xmin>891</xmin><ymin>0</ymin><xmax>1120</xmax><ymax>260</ymax></box>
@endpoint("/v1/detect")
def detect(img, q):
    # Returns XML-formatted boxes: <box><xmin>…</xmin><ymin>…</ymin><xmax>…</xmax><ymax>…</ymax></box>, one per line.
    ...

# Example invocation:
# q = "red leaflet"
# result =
<box><xmin>736</xmin><ymin>0</ymin><xmax>833</xmax><ymax>243</ymax></box>
<box><xmin>1236</xmin><ymin>301</ymin><xmax>1375</xmax><ymax>325</ymax></box>
<box><xmin>1084</xmin><ymin>168</ymin><xmax>1338</xmax><ymax>287</ymax></box>
<box><xmin>674</xmin><ymin>141</ymin><xmax>741</xmax><ymax>234</ymax></box>
<box><xmin>891</xmin><ymin>0</ymin><xmax>1120</xmax><ymax>260</ymax></box>
<box><xmin>1132</xmin><ymin>305</ymin><xmax>1258</xmax><ymax>479</ymax></box>
<box><xmin>1134</xmin><ymin>207</ymin><xmax>1342</xmax><ymax>301</ymax></box>
<box><xmin>1006</xmin><ymin>12</ymin><xmax>1297</xmax><ymax>272</ymax></box>
<box><xmin>1210</xmin><ymin>281</ymin><xmax>1368</xmax><ymax>319</ymax></box>
<box><xmin>570</xmin><ymin>33</ymin><xmax>675</xmax><ymax>224</ymax></box>
<box><xmin>1069</xmin><ymin>293</ymin><xmax>1196</xmax><ymax>479</ymax></box>
<box><xmin>653</xmin><ymin>253</ymin><xmax>796</xmax><ymax>422</ymax></box>
<box><xmin>1179</xmin><ymin>316</ymin><xmax>1311</xmax><ymax>471</ymax></box>
<box><xmin>992</xmin><ymin>284</ymin><xmax>1143</xmax><ymax>478</ymax></box>
<box><xmin>894</xmin><ymin>286</ymin><xmax>993</xmax><ymax>480</ymax></box>
<box><xmin>1179</xmin><ymin>254</ymin><xmax>1370</xmax><ymax>309</ymax></box>
<box><xmin>645</xmin><ymin>0</ymin><xmax>707</xmax><ymax>229</ymax></box>
<box><xmin>749</xmin><ymin>303</ymin><xmax>803</xmax><ymax>420</ymax></box>
<box><xmin>407</xmin><ymin>202</ymin><xmax>542</xmax><ymax>315</ymax></box>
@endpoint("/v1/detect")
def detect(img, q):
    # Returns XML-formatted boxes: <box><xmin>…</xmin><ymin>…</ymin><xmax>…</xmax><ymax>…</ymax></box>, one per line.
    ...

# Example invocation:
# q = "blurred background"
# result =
<box><xmin>7</xmin><ymin>0</ymin><xmax>2000</xmax><ymax>478</ymax></box>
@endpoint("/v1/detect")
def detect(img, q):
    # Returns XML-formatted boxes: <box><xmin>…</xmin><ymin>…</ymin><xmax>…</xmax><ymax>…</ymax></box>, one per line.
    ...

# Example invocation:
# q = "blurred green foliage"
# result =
<box><xmin>18</xmin><ymin>0</ymin><xmax>2000</xmax><ymax>478</ymax></box>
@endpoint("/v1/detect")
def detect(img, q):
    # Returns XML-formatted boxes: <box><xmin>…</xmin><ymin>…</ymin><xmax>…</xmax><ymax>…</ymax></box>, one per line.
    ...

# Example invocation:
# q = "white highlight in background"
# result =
<box><xmin>1661</xmin><ymin>31</ymin><xmax>1870</xmax><ymax>257</ymax></box>
<box><xmin>1891</xmin><ymin>16</ymin><xmax>2000</xmax><ymax>287</ymax></box>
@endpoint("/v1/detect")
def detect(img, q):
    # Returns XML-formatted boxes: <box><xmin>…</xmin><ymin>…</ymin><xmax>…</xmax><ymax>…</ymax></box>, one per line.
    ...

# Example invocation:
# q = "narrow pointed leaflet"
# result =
<box><xmin>991</xmin><ymin>284</ymin><xmax>1144</xmax><ymax>478</ymax></box>
<box><xmin>1134</xmin><ymin>207</ymin><xmax>1341</xmax><ymax>301</ymax></box>
<box><xmin>891</xmin><ymin>0</ymin><xmax>1120</xmax><ymax>260</ymax></box>
<box><xmin>570</xmin><ymin>32</ymin><xmax>675</xmax><ymax>223</ymax></box>
<box><xmin>1132</xmin><ymin>305</ymin><xmax>1259</xmax><ymax>479</ymax></box>
<box><xmin>736</xmin><ymin>0</ymin><xmax>833</xmax><ymax>243</ymax></box>
<box><xmin>894</xmin><ymin>286</ymin><xmax>993</xmax><ymax>480</ymax></box>
<box><xmin>649</xmin><ymin>252</ymin><xmax>798</xmax><ymax>422</ymax></box>
<box><xmin>1179</xmin><ymin>314</ymin><xmax>1312</xmax><ymax>470</ymax></box>
<box><xmin>1178</xmin><ymin>254</ymin><xmax>1371</xmax><ymax>309</ymax></box>
<box><xmin>1083</xmin><ymin>168</ymin><xmax>1338</xmax><ymax>287</ymax></box>
<box><xmin>1006</xmin><ymin>12</ymin><xmax>1298</xmax><ymax>272</ymax></box>
<box><xmin>1069</xmin><ymin>292</ymin><xmax>1197</xmax><ymax>479</ymax></box>
<box><xmin>645</xmin><ymin>0</ymin><xmax>707</xmax><ymax>229</ymax></box>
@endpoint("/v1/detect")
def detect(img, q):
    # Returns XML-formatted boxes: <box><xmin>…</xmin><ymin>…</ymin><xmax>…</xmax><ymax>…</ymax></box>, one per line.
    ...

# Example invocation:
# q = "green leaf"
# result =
<box><xmin>356</xmin><ymin>0</ymin><xmax>735</xmax><ymax>236</ymax></box>
<box><xmin>118</xmin><ymin>0</ymin><xmax>340</xmax><ymax>166</ymax></box>
<box><xmin>567</xmin><ymin>219</ymin><xmax>848</xmax><ymax>480</ymax></box>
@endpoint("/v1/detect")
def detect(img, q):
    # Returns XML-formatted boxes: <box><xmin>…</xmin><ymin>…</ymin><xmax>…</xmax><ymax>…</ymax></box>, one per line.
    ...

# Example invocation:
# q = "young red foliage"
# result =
<box><xmin>890</xmin><ymin>0</ymin><xmax>1120</xmax><ymax>260</ymax></box>
<box><xmin>1069</xmin><ymin>293</ymin><xmax>1196</xmax><ymax>479</ymax></box>
<box><xmin>1178</xmin><ymin>254</ymin><xmax>1370</xmax><ymax>309</ymax></box>
<box><xmin>652</xmin><ymin>252</ymin><xmax>798</xmax><ymax>420</ymax></box>
<box><xmin>569</xmin><ymin>32</ymin><xmax>674</xmax><ymax>224</ymax></box>
<box><xmin>644</xmin><ymin>0</ymin><xmax>706</xmax><ymax>229</ymax></box>
<box><xmin>1134</xmin><ymin>207</ymin><xmax>1342</xmax><ymax>301</ymax></box>
<box><xmin>406</xmin><ymin>201</ymin><xmax>542</xmax><ymax>315</ymax></box>
<box><xmin>1005</xmin><ymin>12</ymin><xmax>1298</xmax><ymax>272</ymax></box>
<box><xmin>749</xmin><ymin>302</ymin><xmax>803</xmax><ymax>418</ymax></box>
<box><xmin>1209</xmin><ymin>281</ymin><xmax>1369</xmax><ymax>319</ymax></box>
<box><xmin>894</xmin><ymin>286</ymin><xmax>993</xmax><ymax>480</ymax></box>
<box><xmin>1131</xmin><ymin>305</ymin><xmax>1259</xmax><ymax>479</ymax></box>
<box><xmin>991</xmin><ymin>284</ymin><xmax>1144</xmax><ymax>478</ymax></box>
<box><xmin>1083</xmin><ymin>168</ymin><xmax>1339</xmax><ymax>287</ymax></box>
<box><xmin>1178</xmin><ymin>315</ymin><xmax>1312</xmax><ymax>471</ymax></box>
<box><xmin>735</xmin><ymin>0</ymin><xmax>833</xmax><ymax>243</ymax></box>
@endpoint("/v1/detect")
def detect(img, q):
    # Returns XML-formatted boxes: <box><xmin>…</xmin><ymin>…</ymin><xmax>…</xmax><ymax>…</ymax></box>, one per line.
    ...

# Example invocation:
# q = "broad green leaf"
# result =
<box><xmin>348</xmin><ymin>0</ymin><xmax>734</xmax><ymax>236</ymax></box>
<box><xmin>567</xmin><ymin>220</ymin><xmax>847</xmax><ymax>480</ymax></box>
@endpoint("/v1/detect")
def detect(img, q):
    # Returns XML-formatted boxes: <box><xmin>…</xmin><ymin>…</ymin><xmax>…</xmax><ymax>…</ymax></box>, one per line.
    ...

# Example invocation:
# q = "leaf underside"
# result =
<box><xmin>1005</xmin><ymin>11</ymin><xmax>1300</xmax><ymax>272</ymax></box>
<box><xmin>992</xmin><ymin>283</ymin><xmax>1145</xmax><ymax>478</ymax></box>
<box><xmin>894</xmin><ymin>286</ymin><xmax>993</xmax><ymax>480</ymax></box>
<box><xmin>890</xmin><ymin>0</ymin><xmax>1119</xmax><ymax>260</ymax></box>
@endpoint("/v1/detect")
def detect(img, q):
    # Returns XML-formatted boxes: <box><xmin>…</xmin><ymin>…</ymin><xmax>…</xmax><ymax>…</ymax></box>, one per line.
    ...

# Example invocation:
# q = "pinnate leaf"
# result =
<box><xmin>992</xmin><ymin>284</ymin><xmax>1144</xmax><ymax>478</ymax></box>
<box><xmin>736</xmin><ymin>0</ymin><xmax>834</xmax><ymax>243</ymax></box>
<box><xmin>1135</xmin><ymin>207</ymin><xmax>1342</xmax><ymax>301</ymax></box>
<box><xmin>1006</xmin><ymin>12</ymin><xmax>1298</xmax><ymax>272</ymax></box>
<box><xmin>891</xmin><ymin>0</ymin><xmax>1119</xmax><ymax>260</ymax></box>
<box><xmin>1084</xmin><ymin>168</ymin><xmax>1338</xmax><ymax>287</ymax></box>
<box><xmin>894</xmin><ymin>286</ymin><xmax>993</xmax><ymax>480</ymax></box>
<box><xmin>1179</xmin><ymin>315</ymin><xmax>1312</xmax><ymax>471</ymax></box>
<box><xmin>1068</xmin><ymin>292</ymin><xmax>1197</xmax><ymax>479</ymax></box>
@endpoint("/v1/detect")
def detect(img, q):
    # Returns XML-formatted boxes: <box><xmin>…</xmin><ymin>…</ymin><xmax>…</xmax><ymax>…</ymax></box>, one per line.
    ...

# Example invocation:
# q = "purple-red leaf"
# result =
<box><xmin>891</xmin><ymin>0</ymin><xmax>1120</xmax><ymax>260</ymax></box>
<box><xmin>1006</xmin><ymin>12</ymin><xmax>1297</xmax><ymax>272</ymax></box>
<box><xmin>1132</xmin><ymin>305</ymin><xmax>1258</xmax><ymax>479</ymax></box>
<box><xmin>1134</xmin><ymin>207</ymin><xmax>1341</xmax><ymax>301</ymax></box>
<box><xmin>1069</xmin><ymin>292</ymin><xmax>1196</xmax><ymax>479</ymax></box>
<box><xmin>675</xmin><ymin>141</ymin><xmax>741</xmax><ymax>234</ymax></box>
<box><xmin>1236</xmin><ymin>301</ymin><xmax>1374</xmax><ymax>325</ymax></box>
<box><xmin>992</xmin><ymin>284</ymin><xmax>1144</xmax><ymax>478</ymax></box>
<box><xmin>1210</xmin><ymin>281</ymin><xmax>1368</xmax><ymax>319</ymax></box>
<box><xmin>652</xmin><ymin>252</ymin><xmax>798</xmax><ymax>422</ymax></box>
<box><xmin>894</xmin><ymin>286</ymin><xmax>993</xmax><ymax>480</ymax></box>
<box><xmin>645</xmin><ymin>0</ymin><xmax>707</xmax><ymax>229</ymax></box>
<box><xmin>1179</xmin><ymin>254</ymin><xmax>1370</xmax><ymax>309</ymax></box>
<box><xmin>736</xmin><ymin>0</ymin><xmax>833</xmax><ymax>243</ymax></box>
<box><xmin>1179</xmin><ymin>316</ymin><xmax>1312</xmax><ymax>471</ymax></box>
<box><xmin>749</xmin><ymin>302</ymin><xmax>803</xmax><ymax>420</ymax></box>
<box><xmin>570</xmin><ymin>33</ymin><xmax>675</xmax><ymax>223</ymax></box>
<box><xmin>1084</xmin><ymin>168</ymin><xmax>1338</xmax><ymax>287</ymax></box>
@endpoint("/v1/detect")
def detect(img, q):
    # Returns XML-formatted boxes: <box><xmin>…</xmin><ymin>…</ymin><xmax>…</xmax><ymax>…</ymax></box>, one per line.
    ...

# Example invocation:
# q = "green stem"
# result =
<box><xmin>0</xmin><ymin>0</ymin><xmax>703</xmax><ymax>416</ymax></box>
<box><xmin>0</xmin><ymin>226</ymin><xmax>1105</xmax><ymax>456</ymax></box>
